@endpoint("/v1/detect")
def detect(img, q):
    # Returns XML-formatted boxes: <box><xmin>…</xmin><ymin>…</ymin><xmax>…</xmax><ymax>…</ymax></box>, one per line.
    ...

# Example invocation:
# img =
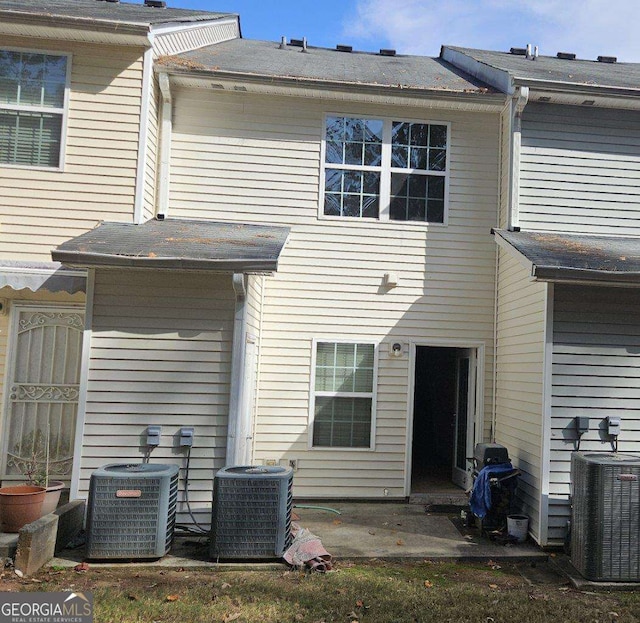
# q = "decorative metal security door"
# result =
<box><xmin>2</xmin><ymin>307</ymin><xmax>84</xmax><ymax>484</ymax></box>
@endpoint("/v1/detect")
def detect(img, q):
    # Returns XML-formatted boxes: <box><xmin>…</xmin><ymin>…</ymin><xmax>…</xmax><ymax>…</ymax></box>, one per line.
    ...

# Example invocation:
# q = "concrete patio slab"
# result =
<box><xmin>48</xmin><ymin>502</ymin><xmax>546</xmax><ymax>569</ymax></box>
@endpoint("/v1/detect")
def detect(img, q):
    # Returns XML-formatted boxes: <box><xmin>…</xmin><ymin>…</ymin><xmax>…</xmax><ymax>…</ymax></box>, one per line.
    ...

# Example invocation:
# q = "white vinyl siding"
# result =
<box><xmin>519</xmin><ymin>103</ymin><xmax>640</xmax><ymax>235</ymax></box>
<box><xmin>495</xmin><ymin>249</ymin><xmax>547</xmax><ymax>542</ymax></box>
<box><xmin>143</xmin><ymin>73</ymin><xmax>159</xmax><ymax>221</ymax></box>
<box><xmin>169</xmin><ymin>88</ymin><xmax>500</xmax><ymax>497</ymax></box>
<box><xmin>78</xmin><ymin>269</ymin><xmax>235</xmax><ymax>525</ymax></box>
<box><xmin>0</xmin><ymin>36</ymin><xmax>145</xmax><ymax>261</ymax></box>
<box><xmin>549</xmin><ymin>284</ymin><xmax>640</xmax><ymax>544</ymax></box>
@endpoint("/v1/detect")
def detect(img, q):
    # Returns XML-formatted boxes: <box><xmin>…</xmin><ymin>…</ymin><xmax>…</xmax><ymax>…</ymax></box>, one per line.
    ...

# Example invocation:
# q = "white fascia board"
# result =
<box><xmin>441</xmin><ymin>46</ymin><xmax>514</xmax><ymax>95</ymax></box>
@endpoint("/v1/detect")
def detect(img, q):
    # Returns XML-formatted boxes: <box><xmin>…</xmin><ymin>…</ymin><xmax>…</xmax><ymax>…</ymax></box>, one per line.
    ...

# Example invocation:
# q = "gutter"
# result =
<box><xmin>512</xmin><ymin>77</ymin><xmax>640</xmax><ymax>100</ymax></box>
<box><xmin>0</xmin><ymin>11</ymin><xmax>149</xmax><ymax>36</ymax></box>
<box><xmin>50</xmin><ymin>251</ymin><xmax>280</xmax><ymax>273</ymax></box>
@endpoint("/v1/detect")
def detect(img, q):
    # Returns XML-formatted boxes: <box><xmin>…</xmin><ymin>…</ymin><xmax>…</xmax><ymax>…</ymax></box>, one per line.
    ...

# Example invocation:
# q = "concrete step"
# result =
<box><xmin>409</xmin><ymin>492</ymin><xmax>469</xmax><ymax>507</ymax></box>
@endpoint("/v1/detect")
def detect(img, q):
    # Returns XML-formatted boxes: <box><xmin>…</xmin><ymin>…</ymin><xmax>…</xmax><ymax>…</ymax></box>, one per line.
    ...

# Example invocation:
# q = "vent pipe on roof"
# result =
<box><xmin>301</xmin><ymin>37</ymin><xmax>308</xmax><ymax>53</ymax></box>
<box><xmin>279</xmin><ymin>36</ymin><xmax>287</xmax><ymax>49</ymax></box>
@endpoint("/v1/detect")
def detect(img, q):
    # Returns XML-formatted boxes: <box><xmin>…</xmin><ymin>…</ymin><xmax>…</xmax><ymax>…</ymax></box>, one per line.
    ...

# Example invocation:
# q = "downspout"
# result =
<box><xmin>226</xmin><ymin>273</ymin><xmax>249</xmax><ymax>466</ymax></box>
<box><xmin>133</xmin><ymin>42</ymin><xmax>154</xmax><ymax>224</ymax></box>
<box><xmin>507</xmin><ymin>86</ymin><xmax>529</xmax><ymax>230</ymax></box>
<box><xmin>156</xmin><ymin>72</ymin><xmax>172</xmax><ymax>218</ymax></box>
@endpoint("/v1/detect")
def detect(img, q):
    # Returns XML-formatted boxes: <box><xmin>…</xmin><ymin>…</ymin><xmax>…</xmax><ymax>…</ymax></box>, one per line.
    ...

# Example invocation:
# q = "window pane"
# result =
<box><xmin>316</xmin><ymin>343</ymin><xmax>335</xmax><ymax>367</ymax></box>
<box><xmin>325</xmin><ymin>116</ymin><xmax>343</xmax><ymax>142</ymax></box>
<box><xmin>408</xmin><ymin>198</ymin><xmax>426</xmax><ymax>221</ymax></box>
<box><xmin>364</xmin><ymin>142</ymin><xmax>382</xmax><ymax>166</ymax></box>
<box><xmin>389</xmin><ymin>196</ymin><xmax>406</xmax><ymax>221</ymax></box>
<box><xmin>0</xmin><ymin>110</ymin><xmax>61</xmax><ymax>167</ymax></box>
<box><xmin>324</xmin><ymin>193</ymin><xmax>341</xmax><ymax>216</ymax></box>
<box><xmin>325</xmin><ymin>169</ymin><xmax>342</xmax><ymax>192</ymax></box>
<box><xmin>391</xmin><ymin>144</ymin><xmax>408</xmax><ymax>168</ymax></box>
<box><xmin>427</xmin><ymin>199</ymin><xmax>445</xmax><ymax>223</ymax></box>
<box><xmin>428</xmin><ymin>176</ymin><xmax>445</xmax><ymax>199</ymax></box>
<box><xmin>429</xmin><ymin>124</ymin><xmax>447</xmax><ymax>148</ymax></box>
<box><xmin>0</xmin><ymin>51</ymin><xmax>20</xmax><ymax>104</ymax></box>
<box><xmin>363</xmin><ymin>171</ymin><xmax>379</xmax><ymax>194</ymax></box>
<box><xmin>365</xmin><ymin>118</ymin><xmax>383</xmax><ymax>141</ymax></box>
<box><xmin>313</xmin><ymin>397</ymin><xmax>372</xmax><ymax>448</ymax></box>
<box><xmin>344</xmin><ymin>141</ymin><xmax>363</xmax><ymax>166</ymax></box>
<box><xmin>362</xmin><ymin>195</ymin><xmax>379</xmax><ymax>219</ymax></box>
<box><xmin>428</xmin><ymin>148</ymin><xmax>447</xmax><ymax>171</ymax></box>
<box><xmin>325</xmin><ymin>140</ymin><xmax>343</xmax><ymax>164</ymax></box>
<box><xmin>408</xmin><ymin>175</ymin><xmax>427</xmax><ymax>198</ymax></box>
<box><xmin>409</xmin><ymin>123</ymin><xmax>429</xmax><ymax>147</ymax></box>
<box><xmin>391</xmin><ymin>172</ymin><xmax>409</xmax><ymax>198</ymax></box>
<box><xmin>410</xmin><ymin>147</ymin><xmax>428</xmax><ymax>170</ymax></box>
<box><xmin>342</xmin><ymin>195</ymin><xmax>361</xmax><ymax>217</ymax></box>
<box><xmin>343</xmin><ymin>170</ymin><xmax>362</xmax><ymax>194</ymax></box>
<box><xmin>391</xmin><ymin>121</ymin><xmax>409</xmax><ymax>146</ymax></box>
<box><xmin>335</xmin><ymin>343</ymin><xmax>355</xmax><ymax>367</ymax></box>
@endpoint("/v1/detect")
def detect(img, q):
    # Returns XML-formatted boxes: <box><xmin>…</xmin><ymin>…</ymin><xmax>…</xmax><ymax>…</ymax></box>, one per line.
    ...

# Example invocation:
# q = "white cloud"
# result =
<box><xmin>343</xmin><ymin>0</ymin><xmax>640</xmax><ymax>61</ymax></box>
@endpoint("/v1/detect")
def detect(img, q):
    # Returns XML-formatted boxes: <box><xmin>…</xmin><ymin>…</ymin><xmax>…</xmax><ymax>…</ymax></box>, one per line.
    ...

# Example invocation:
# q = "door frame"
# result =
<box><xmin>404</xmin><ymin>339</ymin><xmax>485</xmax><ymax>496</ymax></box>
<box><xmin>0</xmin><ymin>301</ymin><xmax>86</xmax><ymax>484</ymax></box>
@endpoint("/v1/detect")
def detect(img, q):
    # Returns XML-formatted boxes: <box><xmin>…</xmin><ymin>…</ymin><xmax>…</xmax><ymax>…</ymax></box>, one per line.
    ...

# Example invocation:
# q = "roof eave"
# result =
<box><xmin>512</xmin><ymin>77</ymin><xmax>640</xmax><ymax>99</ymax></box>
<box><xmin>52</xmin><ymin>250</ymin><xmax>279</xmax><ymax>274</ymax></box>
<box><xmin>533</xmin><ymin>265</ymin><xmax>640</xmax><ymax>285</ymax></box>
<box><xmin>157</xmin><ymin>65</ymin><xmax>505</xmax><ymax>106</ymax></box>
<box><xmin>0</xmin><ymin>10</ymin><xmax>151</xmax><ymax>36</ymax></box>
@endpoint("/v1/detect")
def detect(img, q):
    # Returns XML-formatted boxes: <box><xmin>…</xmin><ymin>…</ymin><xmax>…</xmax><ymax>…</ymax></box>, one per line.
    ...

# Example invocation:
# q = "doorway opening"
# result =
<box><xmin>410</xmin><ymin>345</ymin><xmax>476</xmax><ymax>494</ymax></box>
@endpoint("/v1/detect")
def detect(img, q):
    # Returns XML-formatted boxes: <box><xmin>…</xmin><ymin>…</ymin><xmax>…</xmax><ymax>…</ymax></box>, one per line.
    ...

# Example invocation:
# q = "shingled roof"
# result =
<box><xmin>158</xmin><ymin>38</ymin><xmax>498</xmax><ymax>96</ymax></box>
<box><xmin>0</xmin><ymin>0</ymin><xmax>233</xmax><ymax>28</ymax></box>
<box><xmin>443</xmin><ymin>46</ymin><xmax>640</xmax><ymax>93</ymax></box>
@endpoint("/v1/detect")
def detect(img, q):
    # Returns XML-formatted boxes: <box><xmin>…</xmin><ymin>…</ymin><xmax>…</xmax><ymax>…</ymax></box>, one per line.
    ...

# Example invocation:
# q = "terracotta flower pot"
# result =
<box><xmin>0</xmin><ymin>485</ymin><xmax>46</xmax><ymax>533</ymax></box>
<box><xmin>41</xmin><ymin>481</ymin><xmax>65</xmax><ymax>516</ymax></box>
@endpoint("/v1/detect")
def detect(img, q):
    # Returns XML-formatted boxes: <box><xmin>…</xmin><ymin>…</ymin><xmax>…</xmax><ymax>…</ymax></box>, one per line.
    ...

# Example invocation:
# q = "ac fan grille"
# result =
<box><xmin>86</xmin><ymin>466</ymin><xmax>179</xmax><ymax>559</ymax></box>
<box><xmin>211</xmin><ymin>469</ymin><xmax>293</xmax><ymax>559</ymax></box>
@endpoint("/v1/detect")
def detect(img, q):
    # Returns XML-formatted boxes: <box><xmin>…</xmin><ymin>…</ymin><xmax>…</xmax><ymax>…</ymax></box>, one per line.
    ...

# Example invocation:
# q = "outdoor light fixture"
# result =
<box><xmin>391</xmin><ymin>342</ymin><xmax>403</xmax><ymax>357</ymax></box>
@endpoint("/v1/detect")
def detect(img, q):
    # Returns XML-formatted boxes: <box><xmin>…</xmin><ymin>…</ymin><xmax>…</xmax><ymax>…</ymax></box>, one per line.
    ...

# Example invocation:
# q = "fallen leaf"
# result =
<box><xmin>549</xmin><ymin>553</ymin><xmax>556</xmax><ymax>558</ymax></box>
<box><xmin>221</xmin><ymin>582</ymin><xmax>232</xmax><ymax>589</ymax></box>
<box><xmin>165</xmin><ymin>595</ymin><xmax>180</xmax><ymax>602</ymax></box>
<box><xmin>14</xmin><ymin>569</ymin><xmax>24</xmax><ymax>578</ymax></box>
<box><xmin>223</xmin><ymin>613</ymin><xmax>241</xmax><ymax>623</ymax></box>
<box><xmin>489</xmin><ymin>584</ymin><xmax>498</xmax><ymax>589</ymax></box>
<box><xmin>396</xmin><ymin>539</ymin><xmax>404</xmax><ymax>546</ymax></box>
<box><xmin>355</xmin><ymin>599</ymin><xmax>364</xmax><ymax>607</ymax></box>
<box><xmin>74</xmin><ymin>562</ymin><xmax>89</xmax><ymax>573</ymax></box>
<box><xmin>424</xmin><ymin>580</ymin><xmax>433</xmax><ymax>588</ymax></box>
<box><xmin>332</xmin><ymin>519</ymin><xmax>342</xmax><ymax>526</ymax></box>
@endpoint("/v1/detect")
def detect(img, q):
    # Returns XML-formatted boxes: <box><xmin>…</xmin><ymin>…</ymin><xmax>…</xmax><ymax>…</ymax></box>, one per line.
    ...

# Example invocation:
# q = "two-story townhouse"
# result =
<box><xmin>0</xmin><ymin>0</ymin><xmax>240</xmax><ymax>493</ymax></box>
<box><xmin>444</xmin><ymin>46</ymin><xmax>640</xmax><ymax>546</ymax></box>
<box><xmin>50</xmin><ymin>35</ymin><xmax>506</xmax><ymax>524</ymax></box>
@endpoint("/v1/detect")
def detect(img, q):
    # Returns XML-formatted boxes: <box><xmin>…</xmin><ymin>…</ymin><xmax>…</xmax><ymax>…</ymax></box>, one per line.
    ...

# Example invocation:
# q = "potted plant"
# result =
<box><xmin>20</xmin><ymin>449</ymin><xmax>65</xmax><ymax>517</ymax></box>
<box><xmin>0</xmin><ymin>470</ymin><xmax>46</xmax><ymax>532</ymax></box>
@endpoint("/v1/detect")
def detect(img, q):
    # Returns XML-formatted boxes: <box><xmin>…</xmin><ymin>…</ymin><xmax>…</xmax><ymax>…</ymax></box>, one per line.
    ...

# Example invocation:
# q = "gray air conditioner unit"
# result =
<box><xmin>86</xmin><ymin>463</ymin><xmax>179</xmax><ymax>560</ymax></box>
<box><xmin>210</xmin><ymin>465</ymin><xmax>293</xmax><ymax>560</ymax></box>
<box><xmin>571</xmin><ymin>452</ymin><xmax>640</xmax><ymax>581</ymax></box>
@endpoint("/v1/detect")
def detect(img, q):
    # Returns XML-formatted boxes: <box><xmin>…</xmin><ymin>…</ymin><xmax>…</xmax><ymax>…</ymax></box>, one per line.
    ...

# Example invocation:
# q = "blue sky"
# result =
<box><xmin>162</xmin><ymin>0</ymin><xmax>640</xmax><ymax>62</ymax></box>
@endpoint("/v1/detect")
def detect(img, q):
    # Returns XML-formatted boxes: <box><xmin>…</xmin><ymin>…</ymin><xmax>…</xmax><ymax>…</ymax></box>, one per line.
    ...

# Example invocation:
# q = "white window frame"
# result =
<box><xmin>0</xmin><ymin>46</ymin><xmax>72</xmax><ymax>172</ymax></box>
<box><xmin>308</xmin><ymin>338</ymin><xmax>378</xmax><ymax>451</ymax></box>
<box><xmin>319</xmin><ymin>113</ymin><xmax>451</xmax><ymax>226</ymax></box>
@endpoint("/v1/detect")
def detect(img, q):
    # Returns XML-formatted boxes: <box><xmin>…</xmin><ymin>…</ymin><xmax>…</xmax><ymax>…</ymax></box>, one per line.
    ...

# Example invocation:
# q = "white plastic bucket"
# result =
<box><xmin>507</xmin><ymin>515</ymin><xmax>529</xmax><ymax>543</ymax></box>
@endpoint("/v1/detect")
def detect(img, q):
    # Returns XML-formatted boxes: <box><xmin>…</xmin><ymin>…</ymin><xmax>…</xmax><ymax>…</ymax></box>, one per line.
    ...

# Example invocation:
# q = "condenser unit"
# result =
<box><xmin>86</xmin><ymin>463</ymin><xmax>179</xmax><ymax>560</ymax></box>
<box><xmin>571</xmin><ymin>452</ymin><xmax>640</xmax><ymax>581</ymax></box>
<box><xmin>210</xmin><ymin>465</ymin><xmax>293</xmax><ymax>559</ymax></box>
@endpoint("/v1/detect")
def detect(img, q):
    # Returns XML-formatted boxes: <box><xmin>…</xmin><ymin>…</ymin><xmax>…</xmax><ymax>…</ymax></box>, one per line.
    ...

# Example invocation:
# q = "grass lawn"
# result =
<box><xmin>1</xmin><ymin>559</ymin><xmax>639</xmax><ymax>623</ymax></box>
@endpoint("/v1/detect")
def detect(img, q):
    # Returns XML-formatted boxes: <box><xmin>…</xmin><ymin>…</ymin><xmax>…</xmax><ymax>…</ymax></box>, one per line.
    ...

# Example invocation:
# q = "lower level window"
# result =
<box><xmin>312</xmin><ymin>342</ymin><xmax>375</xmax><ymax>448</ymax></box>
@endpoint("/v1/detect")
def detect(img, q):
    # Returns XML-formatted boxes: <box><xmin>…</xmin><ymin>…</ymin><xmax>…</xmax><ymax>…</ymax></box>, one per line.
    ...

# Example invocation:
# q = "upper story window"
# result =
<box><xmin>0</xmin><ymin>49</ymin><xmax>70</xmax><ymax>169</ymax></box>
<box><xmin>322</xmin><ymin>115</ymin><xmax>449</xmax><ymax>224</ymax></box>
